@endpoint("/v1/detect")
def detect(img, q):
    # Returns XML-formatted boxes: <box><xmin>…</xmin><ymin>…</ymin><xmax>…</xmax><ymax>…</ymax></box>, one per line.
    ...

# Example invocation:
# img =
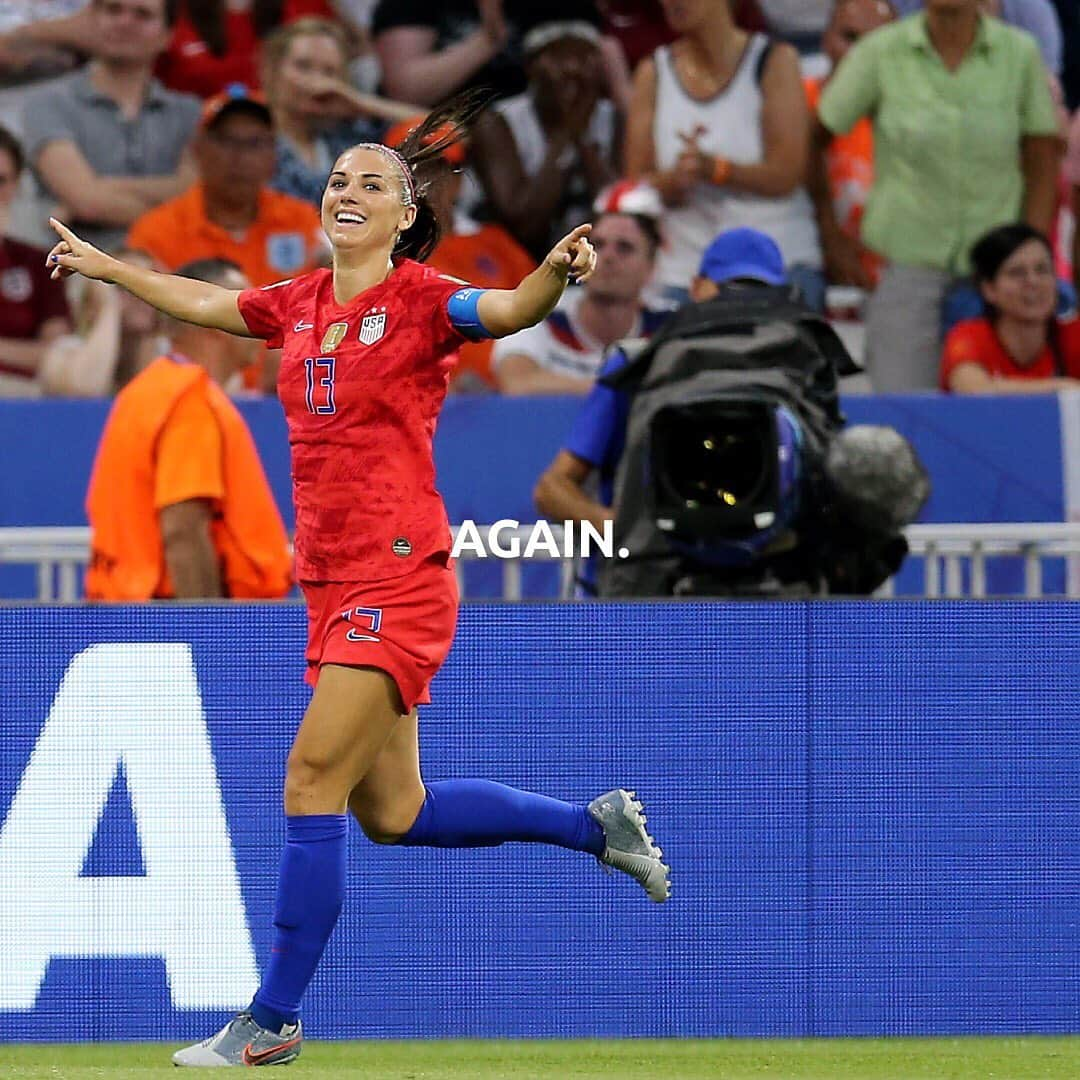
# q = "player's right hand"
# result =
<box><xmin>46</xmin><ymin>218</ymin><xmax>114</xmax><ymax>283</ymax></box>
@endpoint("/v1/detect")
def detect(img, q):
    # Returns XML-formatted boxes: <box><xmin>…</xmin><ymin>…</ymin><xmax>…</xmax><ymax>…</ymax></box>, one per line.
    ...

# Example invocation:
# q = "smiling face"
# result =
<box><xmin>980</xmin><ymin>238</ymin><xmax>1057</xmax><ymax>325</ymax></box>
<box><xmin>322</xmin><ymin>146</ymin><xmax>418</xmax><ymax>256</ymax></box>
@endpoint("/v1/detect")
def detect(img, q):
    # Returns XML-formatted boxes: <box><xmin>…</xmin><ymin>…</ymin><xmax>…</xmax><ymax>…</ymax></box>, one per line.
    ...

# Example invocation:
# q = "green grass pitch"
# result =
<box><xmin>4</xmin><ymin>1037</ymin><xmax>1080</xmax><ymax>1079</ymax></box>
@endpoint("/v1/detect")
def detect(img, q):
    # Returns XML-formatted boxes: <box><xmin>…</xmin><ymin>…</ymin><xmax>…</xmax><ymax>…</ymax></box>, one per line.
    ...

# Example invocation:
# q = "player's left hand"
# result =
<box><xmin>547</xmin><ymin>224</ymin><xmax>597</xmax><ymax>285</ymax></box>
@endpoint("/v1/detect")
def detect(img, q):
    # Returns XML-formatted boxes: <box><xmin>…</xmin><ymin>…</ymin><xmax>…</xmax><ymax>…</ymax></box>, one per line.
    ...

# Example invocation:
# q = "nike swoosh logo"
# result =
<box><xmin>294</xmin><ymin>321</ymin><xmax>314</xmax><ymax>332</ymax></box>
<box><xmin>242</xmin><ymin>1035</ymin><xmax>302</xmax><ymax>1066</ymax></box>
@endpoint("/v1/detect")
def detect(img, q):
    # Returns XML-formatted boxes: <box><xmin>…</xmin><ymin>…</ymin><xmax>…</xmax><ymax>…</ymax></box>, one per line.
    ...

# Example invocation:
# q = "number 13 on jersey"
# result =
<box><xmin>305</xmin><ymin>357</ymin><xmax>336</xmax><ymax>415</ymax></box>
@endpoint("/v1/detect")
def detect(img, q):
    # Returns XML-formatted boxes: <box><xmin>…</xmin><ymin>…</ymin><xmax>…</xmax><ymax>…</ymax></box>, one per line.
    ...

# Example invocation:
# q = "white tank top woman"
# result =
<box><xmin>652</xmin><ymin>34</ymin><xmax>821</xmax><ymax>291</ymax></box>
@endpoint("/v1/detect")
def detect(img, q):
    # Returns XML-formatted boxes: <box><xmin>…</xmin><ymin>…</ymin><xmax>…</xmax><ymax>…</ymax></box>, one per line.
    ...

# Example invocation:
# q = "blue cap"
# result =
<box><xmin>698</xmin><ymin>228</ymin><xmax>787</xmax><ymax>287</ymax></box>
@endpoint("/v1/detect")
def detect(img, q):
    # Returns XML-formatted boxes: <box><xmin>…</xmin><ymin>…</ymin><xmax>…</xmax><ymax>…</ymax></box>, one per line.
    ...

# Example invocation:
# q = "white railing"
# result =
<box><xmin>2</xmin><ymin>524</ymin><xmax>1079</xmax><ymax>602</ymax></box>
<box><xmin>0</xmin><ymin>527</ymin><xmax>91</xmax><ymax>604</ymax></box>
<box><xmin>890</xmin><ymin>523</ymin><xmax>1080</xmax><ymax>600</ymax></box>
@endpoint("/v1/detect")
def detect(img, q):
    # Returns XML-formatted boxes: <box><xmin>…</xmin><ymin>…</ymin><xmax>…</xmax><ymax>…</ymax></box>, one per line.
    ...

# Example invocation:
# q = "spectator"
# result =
<box><xmin>263</xmin><ymin>17</ymin><xmax>415</xmax><ymax>207</ymax></box>
<box><xmin>818</xmin><ymin>0</ymin><xmax>1062</xmax><ymax>391</ymax></box>
<box><xmin>84</xmin><ymin>257</ymin><xmax>293</xmax><ymax>600</ymax></box>
<box><xmin>940</xmin><ymin>223</ymin><xmax>1080</xmax><ymax>393</ymax></box>
<box><xmin>625</xmin><ymin>0</ymin><xmax>823</xmax><ymax>309</ymax></box>
<box><xmin>127</xmin><ymin>85</ymin><xmax>325</xmax><ymax>284</ymax></box>
<box><xmin>0</xmin><ymin>126</ymin><xmax>72</xmax><ymax>396</ymax></box>
<box><xmin>38</xmin><ymin>248</ymin><xmax>166</xmax><ymax>395</ymax></box>
<box><xmin>125</xmin><ymin>84</ymin><xmax>326</xmax><ymax>389</ymax></box>
<box><xmin>472</xmin><ymin>17</ymin><xmax>617</xmax><ymax>259</ymax></box>
<box><xmin>534</xmin><ymin>226</ymin><xmax>790</xmax><ymax>592</ymax></box>
<box><xmin>156</xmin><ymin>0</ymin><xmax>337</xmax><ymax>100</ymax></box>
<box><xmin>384</xmin><ymin>113</ymin><xmax>536</xmax><ymax>391</ymax></box>
<box><xmin>493</xmin><ymin>210</ymin><xmax>667</xmax><ymax>395</ymax></box>
<box><xmin>19</xmin><ymin>0</ymin><xmax>201</xmax><ymax>253</ymax></box>
<box><xmin>891</xmin><ymin>0</ymin><xmax>1064</xmax><ymax>77</ymax></box>
<box><xmin>806</xmin><ymin>0</ymin><xmax>896</xmax><ymax>291</ymax></box>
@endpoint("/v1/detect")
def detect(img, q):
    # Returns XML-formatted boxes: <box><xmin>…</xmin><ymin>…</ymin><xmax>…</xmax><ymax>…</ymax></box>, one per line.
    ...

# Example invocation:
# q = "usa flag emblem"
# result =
<box><xmin>359</xmin><ymin>308</ymin><xmax>387</xmax><ymax>345</ymax></box>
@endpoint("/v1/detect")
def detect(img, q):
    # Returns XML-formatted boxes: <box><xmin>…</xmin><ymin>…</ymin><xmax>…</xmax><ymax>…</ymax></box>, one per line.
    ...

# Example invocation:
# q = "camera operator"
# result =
<box><xmin>535</xmin><ymin>227</ymin><xmax>791</xmax><ymax>594</ymax></box>
<box><xmin>536</xmin><ymin>225</ymin><xmax>928</xmax><ymax>598</ymax></box>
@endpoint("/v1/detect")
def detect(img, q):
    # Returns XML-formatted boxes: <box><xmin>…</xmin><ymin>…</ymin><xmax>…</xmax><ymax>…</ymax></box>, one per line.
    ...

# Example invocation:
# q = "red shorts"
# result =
<box><xmin>300</xmin><ymin>555</ymin><xmax>459</xmax><ymax>712</ymax></box>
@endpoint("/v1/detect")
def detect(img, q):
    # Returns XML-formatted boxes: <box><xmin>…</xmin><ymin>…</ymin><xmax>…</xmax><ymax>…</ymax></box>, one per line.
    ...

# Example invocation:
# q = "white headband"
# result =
<box><xmin>522</xmin><ymin>21</ymin><xmax>602</xmax><ymax>56</ymax></box>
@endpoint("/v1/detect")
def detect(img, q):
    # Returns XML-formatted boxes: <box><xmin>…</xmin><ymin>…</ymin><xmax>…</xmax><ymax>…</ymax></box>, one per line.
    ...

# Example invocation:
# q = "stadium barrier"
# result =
<box><xmin>2</xmin><ymin>523</ymin><xmax>1080</xmax><ymax>602</ymax></box>
<box><xmin>1</xmin><ymin>601</ymin><xmax>1078</xmax><ymax>1041</ymax></box>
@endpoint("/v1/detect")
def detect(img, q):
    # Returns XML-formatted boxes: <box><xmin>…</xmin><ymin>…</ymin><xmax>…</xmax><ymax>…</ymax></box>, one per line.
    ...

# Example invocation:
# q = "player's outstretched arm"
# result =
<box><xmin>476</xmin><ymin>224</ymin><xmax>598</xmax><ymax>339</ymax></box>
<box><xmin>46</xmin><ymin>218</ymin><xmax>254</xmax><ymax>337</ymax></box>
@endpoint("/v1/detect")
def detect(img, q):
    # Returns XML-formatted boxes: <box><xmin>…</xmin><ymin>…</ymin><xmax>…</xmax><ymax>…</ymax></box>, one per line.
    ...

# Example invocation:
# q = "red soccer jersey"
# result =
<box><xmin>237</xmin><ymin>259</ymin><xmax>474</xmax><ymax>583</ymax></box>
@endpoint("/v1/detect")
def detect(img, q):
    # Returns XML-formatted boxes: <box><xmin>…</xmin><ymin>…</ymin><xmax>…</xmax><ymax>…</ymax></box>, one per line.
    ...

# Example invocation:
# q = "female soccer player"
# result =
<box><xmin>47</xmin><ymin>101</ymin><xmax>670</xmax><ymax>1068</ymax></box>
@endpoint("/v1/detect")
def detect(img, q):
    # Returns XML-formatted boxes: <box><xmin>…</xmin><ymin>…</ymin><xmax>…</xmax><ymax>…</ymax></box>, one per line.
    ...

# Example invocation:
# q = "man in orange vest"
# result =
<box><xmin>85</xmin><ymin>258</ymin><xmax>292</xmax><ymax>601</ymax></box>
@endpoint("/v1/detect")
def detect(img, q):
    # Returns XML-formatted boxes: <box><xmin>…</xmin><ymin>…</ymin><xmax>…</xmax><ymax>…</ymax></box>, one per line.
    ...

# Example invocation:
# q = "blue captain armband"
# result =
<box><xmin>447</xmin><ymin>287</ymin><xmax>494</xmax><ymax>340</ymax></box>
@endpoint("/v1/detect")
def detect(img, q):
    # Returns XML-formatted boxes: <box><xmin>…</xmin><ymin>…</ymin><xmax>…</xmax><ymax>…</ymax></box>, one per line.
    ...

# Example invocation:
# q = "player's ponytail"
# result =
<box><xmin>390</xmin><ymin>89</ymin><xmax>492</xmax><ymax>263</ymax></box>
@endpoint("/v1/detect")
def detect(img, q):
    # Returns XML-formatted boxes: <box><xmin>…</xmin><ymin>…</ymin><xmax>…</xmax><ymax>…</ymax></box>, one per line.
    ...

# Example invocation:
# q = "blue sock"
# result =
<box><xmin>250</xmin><ymin>814</ymin><xmax>347</xmax><ymax>1033</ymax></box>
<box><xmin>396</xmin><ymin>780</ymin><xmax>605</xmax><ymax>855</ymax></box>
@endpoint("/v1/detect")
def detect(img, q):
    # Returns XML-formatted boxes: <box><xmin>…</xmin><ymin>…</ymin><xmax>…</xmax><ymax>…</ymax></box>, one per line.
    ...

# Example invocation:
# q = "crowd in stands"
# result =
<box><xmin>0</xmin><ymin>0</ymin><xmax>1076</xmax><ymax>402</ymax></box>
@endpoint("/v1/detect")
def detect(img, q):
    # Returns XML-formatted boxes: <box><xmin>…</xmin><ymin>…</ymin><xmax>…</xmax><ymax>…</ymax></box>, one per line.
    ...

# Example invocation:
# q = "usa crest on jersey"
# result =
<box><xmin>359</xmin><ymin>307</ymin><xmax>387</xmax><ymax>345</ymax></box>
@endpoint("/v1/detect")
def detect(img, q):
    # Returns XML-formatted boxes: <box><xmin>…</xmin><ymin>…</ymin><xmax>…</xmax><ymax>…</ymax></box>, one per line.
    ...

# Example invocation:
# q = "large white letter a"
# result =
<box><xmin>0</xmin><ymin>644</ymin><xmax>259</xmax><ymax>1010</ymax></box>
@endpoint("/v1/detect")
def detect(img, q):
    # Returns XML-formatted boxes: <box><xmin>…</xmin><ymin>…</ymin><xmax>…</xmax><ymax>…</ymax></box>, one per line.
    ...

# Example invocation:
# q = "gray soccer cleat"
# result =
<box><xmin>587</xmin><ymin>788</ymin><xmax>671</xmax><ymax>903</ymax></box>
<box><xmin>172</xmin><ymin>1011</ymin><xmax>302</xmax><ymax>1067</ymax></box>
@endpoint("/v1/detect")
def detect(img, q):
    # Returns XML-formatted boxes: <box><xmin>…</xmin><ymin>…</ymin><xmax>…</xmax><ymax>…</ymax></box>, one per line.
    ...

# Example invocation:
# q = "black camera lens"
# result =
<box><xmin>654</xmin><ymin>406</ymin><xmax>772</xmax><ymax>511</ymax></box>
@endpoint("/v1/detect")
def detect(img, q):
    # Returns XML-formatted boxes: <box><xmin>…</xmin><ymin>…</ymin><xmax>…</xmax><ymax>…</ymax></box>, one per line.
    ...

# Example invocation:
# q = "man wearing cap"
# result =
<box><xmin>127</xmin><ymin>85</ymin><xmax>325</xmax><ymax>295</ymax></box>
<box><xmin>126</xmin><ymin>84</ymin><xmax>325</xmax><ymax>390</ymax></box>
<box><xmin>534</xmin><ymin>227</ymin><xmax>790</xmax><ymax>594</ymax></box>
<box><xmin>20</xmin><ymin>0</ymin><xmax>201</xmax><ymax>252</ymax></box>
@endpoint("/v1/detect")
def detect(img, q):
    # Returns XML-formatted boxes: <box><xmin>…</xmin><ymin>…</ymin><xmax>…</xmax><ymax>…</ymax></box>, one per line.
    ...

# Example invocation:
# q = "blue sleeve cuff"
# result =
<box><xmin>447</xmin><ymin>287</ymin><xmax>494</xmax><ymax>341</ymax></box>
